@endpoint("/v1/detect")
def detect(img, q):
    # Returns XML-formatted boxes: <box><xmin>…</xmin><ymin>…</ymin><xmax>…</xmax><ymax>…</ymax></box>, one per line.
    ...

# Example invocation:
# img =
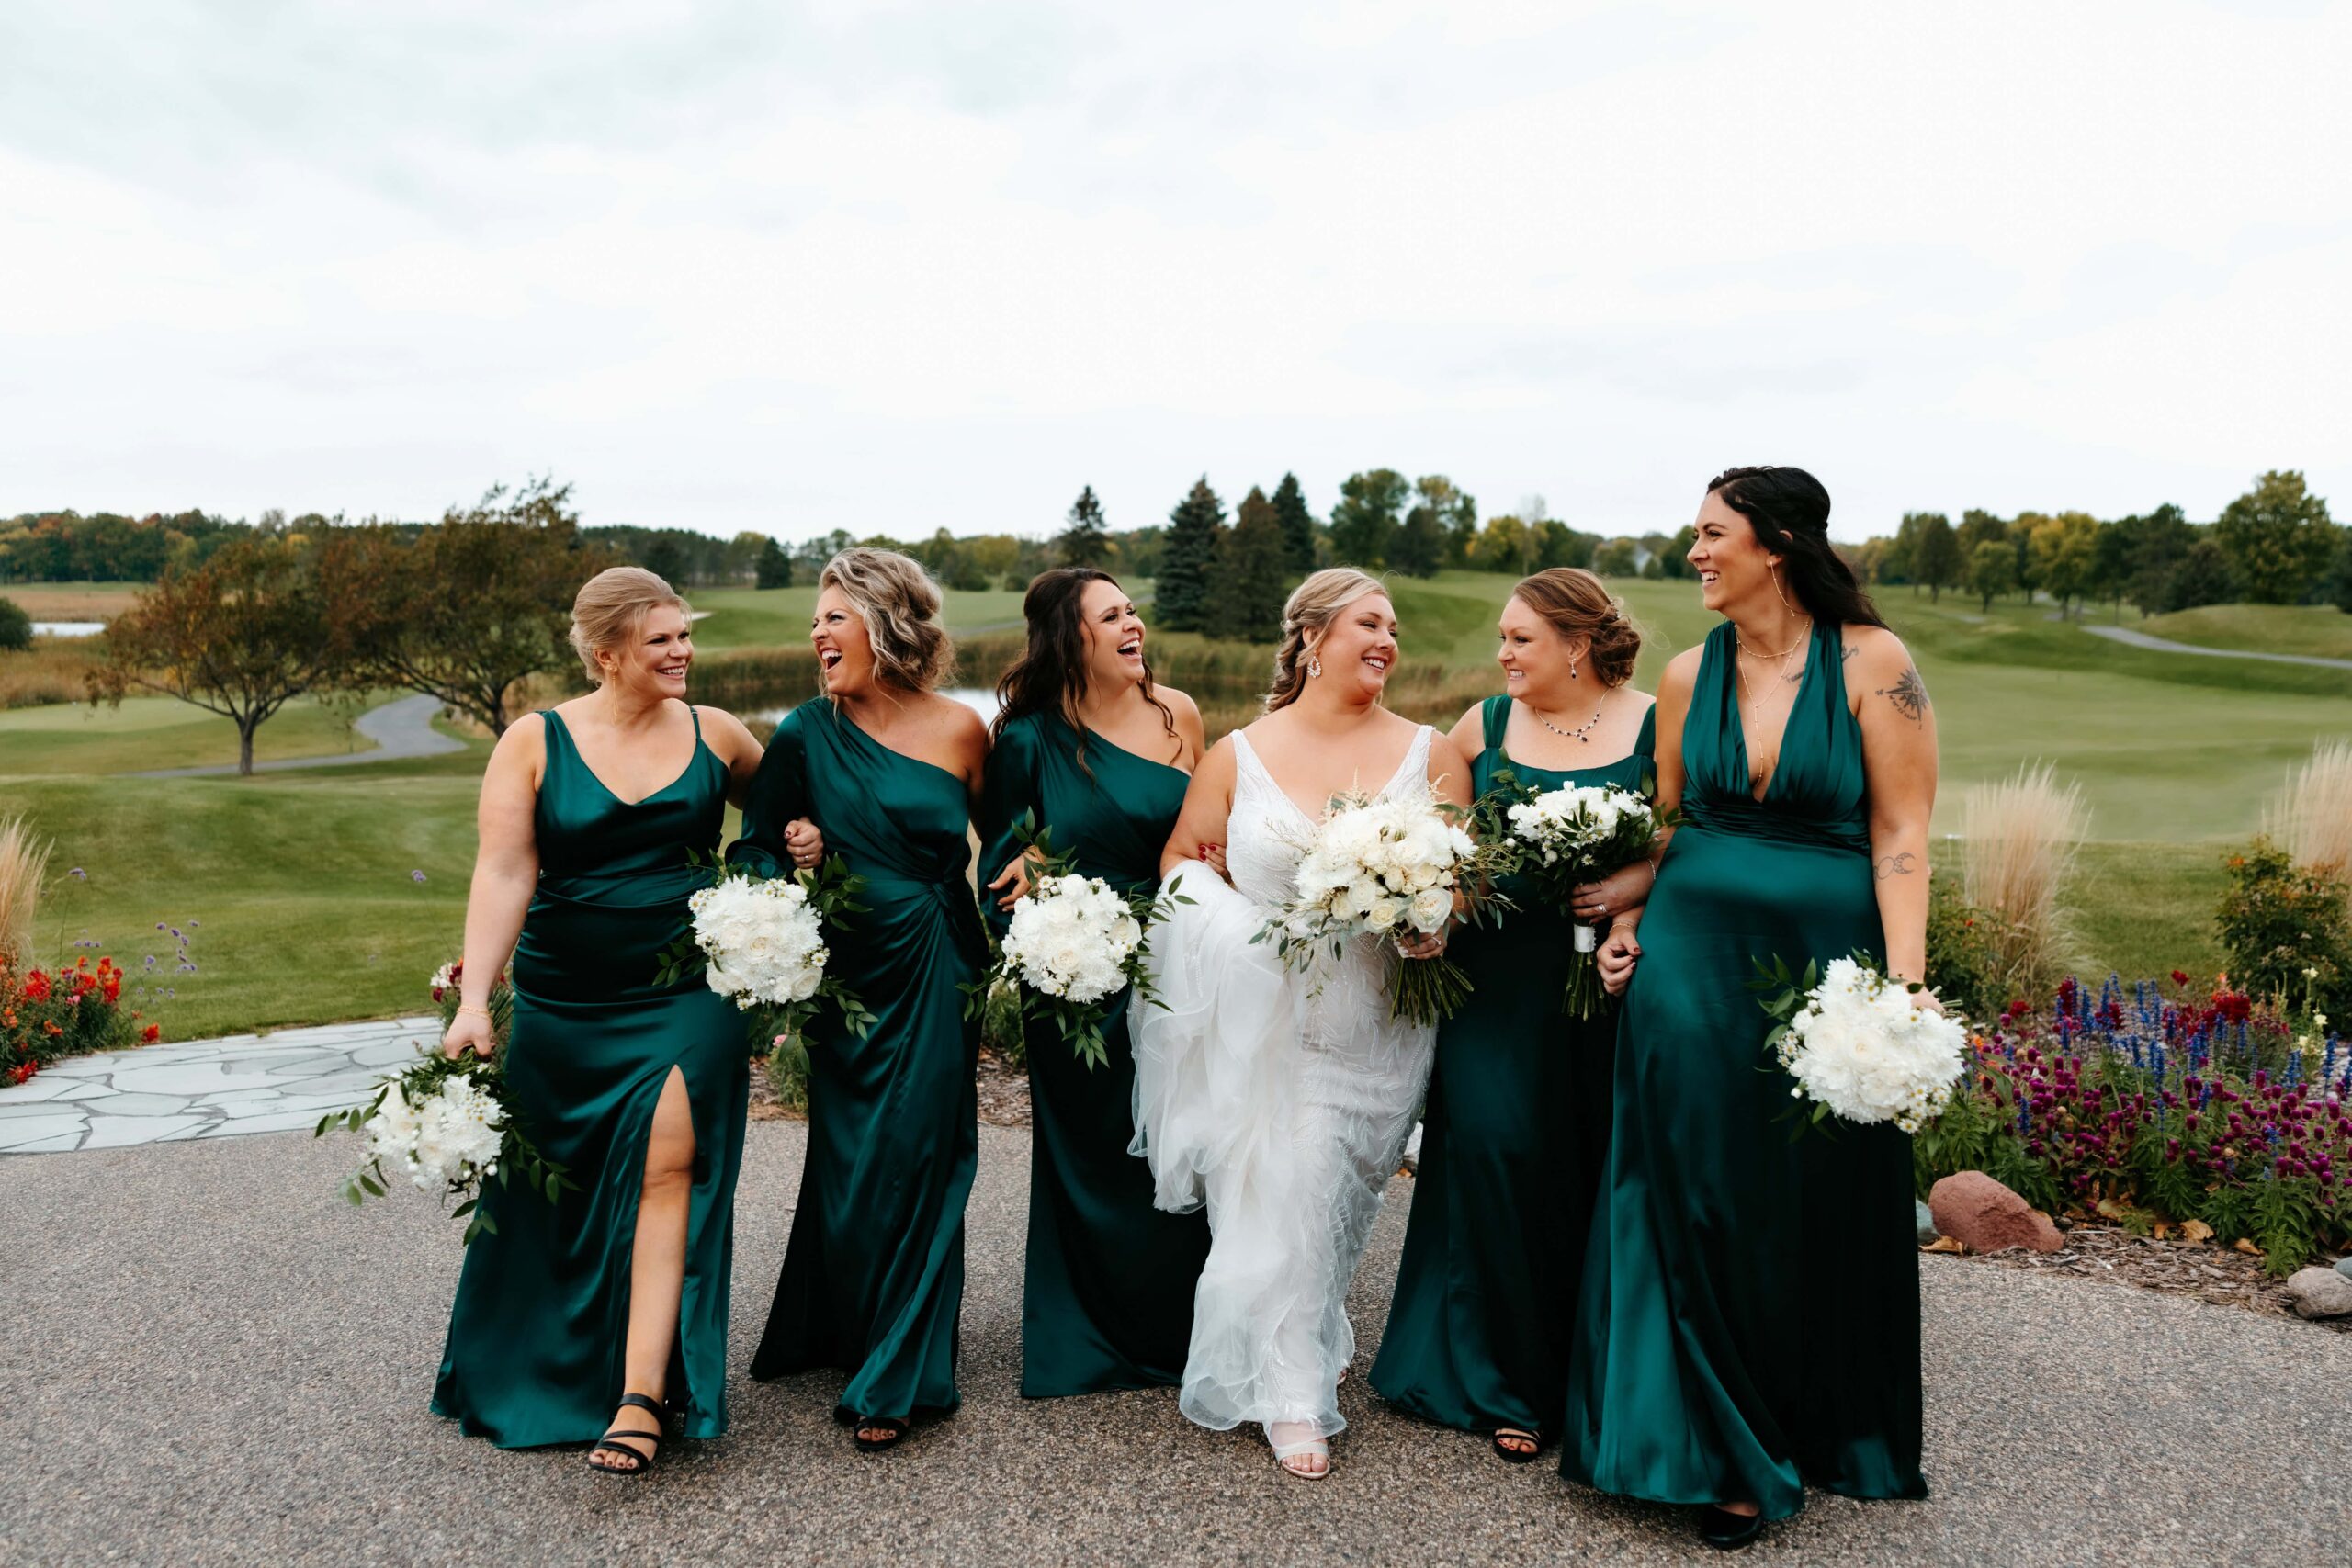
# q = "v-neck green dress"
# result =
<box><xmin>977</xmin><ymin>710</ymin><xmax>1212</xmax><ymax>1398</ymax></box>
<box><xmin>1371</xmin><ymin>695</ymin><xmax>1654</xmax><ymax>1445</ymax></box>
<box><xmin>1562</xmin><ymin>623</ymin><xmax>1927</xmax><ymax>1519</ymax></box>
<box><xmin>733</xmin><ymin>699</ymin><xmax>986</xmax><ymax>1423</ymax></box>
<box><xmin>433</xmin><ymin>704</ymin><xmax>750</xmax><ymax>1448</ymax></box>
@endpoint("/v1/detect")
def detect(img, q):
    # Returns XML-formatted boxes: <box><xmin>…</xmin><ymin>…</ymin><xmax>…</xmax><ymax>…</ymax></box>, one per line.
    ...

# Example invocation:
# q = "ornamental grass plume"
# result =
<box><xmin>2265</xmin><ymin>739</ymin><xmax>2352</xmax><ymax>898</ymax></box>
<box><xmin>0</xmin><ymin>816</ymin><xmax>51</xmax><ymax>974</ymax></box>
<box><xmin>1959</xmin><ymin>762</ymin><xmax>2087</xmax><ymax>1006</ymax></box>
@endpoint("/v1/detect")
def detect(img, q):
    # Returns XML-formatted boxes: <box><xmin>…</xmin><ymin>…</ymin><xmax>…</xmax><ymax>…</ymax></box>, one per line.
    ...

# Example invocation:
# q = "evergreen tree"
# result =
<box><xmin>1271</xmin><ymin>472</ymin><xmax>1318</xmax><ymax>573</ymax></box>
<box><xmin>1393</xmin><ymin>503</ymin><xmax>1446</xmax><ymax>578</ymax></box>
<box><xmin>1211</xmin><ymin>487</ymin><xmax>1289</xmax><ymax>640</ymax></box>
<box><xmin>2214</xmin><ymin>469</ymin><xmax>2335</xmax><ymax>604</ymax></box>
<box><xmin>754</xmin><ymin>536</ymin><xmax>794</xmax><ymax>589</ymax></box>
<box><xmin>1155</xmin><ymin>476</ymin><xmax>1226</xmax><ymax>632</ymax></box>
<box><xmin>1329</xmin><ymin>468</ymin><xmax>1408</xmax><ymax>567</ymax></box>
<box><xmin>2120</xmin><ymin>503</ymin><xmax>2193</xmax><ymax>616</ymax></box>
<box><xmin>2165</xmin><ymin>537</ymin><xmax>2236</xmax><ymax>612</ymax></box>
<box><xmin>1057</xmin><ymin>485</ymin><xmax>1111</xmax><ymax>568</ymax></box>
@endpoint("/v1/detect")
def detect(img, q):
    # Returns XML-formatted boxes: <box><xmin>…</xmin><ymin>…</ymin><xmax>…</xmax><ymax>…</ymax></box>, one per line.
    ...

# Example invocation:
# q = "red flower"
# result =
<box><xmin>2170</xmin><ymin>969</ymin><xmax>2189</xmax><ymax>987</ymax></box>
<box><xmin>6</xmin><ymin>1063</ymin><xmax>32</xmax><ymax>1086</ymax></box>
<box><xmin>21</xmin><ymin>970</ymin><xmax>50</xmax><ymax>1003</ymax></box>
<box><xmin>141</xmin><ymin>1024</ymin><xmax>161</xmax><ymax>1043</ymax></box>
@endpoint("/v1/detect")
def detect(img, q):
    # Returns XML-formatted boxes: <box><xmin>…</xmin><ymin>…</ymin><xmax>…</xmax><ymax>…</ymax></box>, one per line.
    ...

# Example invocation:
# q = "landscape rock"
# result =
<box><xmin>2336</xmin><ymin>1254</ymin><xmax>2352</xmax><ymax>1282</ymax></box>
<box><xmin>1928</xmin><ymin>1171</ymin><xmax>2064</xmax><ymax>1255</ymax></box>
<box><xmin>1915</xmin><ymin>1198</ymin><xmax>1939</xmax><ymax>1247</ymax></box>
<box><xmin>2282</xmin><ymin>1266</ymin><xmax>2352</xmax><ymax>1320</ymax></box>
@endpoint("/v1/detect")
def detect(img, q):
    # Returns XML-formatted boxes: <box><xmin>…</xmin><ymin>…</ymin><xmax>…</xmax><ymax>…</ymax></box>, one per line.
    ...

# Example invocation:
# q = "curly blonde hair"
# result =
<box><xmin>570</xmin><ymin>566</ymin><xmax>689</xmax><ymax>686</ymax></box>
<box><xmin>820</xmin><ymin>547</ymin><xmax>955</xmax><ymax>693</ymax></box>
<box><xmin>1510</xmin><ymin>568</ymin><xmax>1642</xmax><ymax>685</ymax></box>
<box><xmin>1264</xmin><ymin>567</ymin><xmax>1387</xmax><ymax>712</ymax></box>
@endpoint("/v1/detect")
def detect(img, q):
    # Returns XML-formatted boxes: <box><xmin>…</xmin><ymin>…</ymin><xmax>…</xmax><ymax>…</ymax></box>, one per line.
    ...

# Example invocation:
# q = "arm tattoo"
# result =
<box><xmin>1873</xmin><ymin>851</ymin><xmax>1918</xmax><ymax>881</ymax></box>
<box><xmin>1876</xmin><ymin>666</ymin><xmax>1929</xmax><ymax>724</ymax></box>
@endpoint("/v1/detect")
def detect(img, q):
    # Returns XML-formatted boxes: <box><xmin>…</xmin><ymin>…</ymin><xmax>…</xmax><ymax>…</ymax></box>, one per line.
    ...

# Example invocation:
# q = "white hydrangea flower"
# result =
<box><xmin>690</xmin><ymin>877</ymin><xmax>831</xmax><ymax>1010</ymax></box>
<box><xmin>1776</xmin><ymin>961</ymin><xmax>1966</xmax><ymax>1134</ymax></box>
<box><xmin>1001</xmin><ymin>874</ymin><xmax>1144</xmax><ymax>1005</ymax></box>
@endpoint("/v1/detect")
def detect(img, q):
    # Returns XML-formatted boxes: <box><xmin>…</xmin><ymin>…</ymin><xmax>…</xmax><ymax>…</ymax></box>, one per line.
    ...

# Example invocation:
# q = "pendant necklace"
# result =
<box><xmin>1529</xmin><ymin>699</ymin><xmax>1606</xmax><ymax>743</ymax></box>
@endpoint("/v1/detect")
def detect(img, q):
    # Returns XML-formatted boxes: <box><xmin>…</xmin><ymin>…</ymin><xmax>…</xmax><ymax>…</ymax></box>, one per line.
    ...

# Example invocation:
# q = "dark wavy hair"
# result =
<box><xmin>991</xmin><ymin>568</ymin><xmax>1176</xmax><ymax>773</ymax></box>
<box><xmin>1704</xmin><ymin>466</ymin><xmax>1885</xmax><ymax>630</ymax></box>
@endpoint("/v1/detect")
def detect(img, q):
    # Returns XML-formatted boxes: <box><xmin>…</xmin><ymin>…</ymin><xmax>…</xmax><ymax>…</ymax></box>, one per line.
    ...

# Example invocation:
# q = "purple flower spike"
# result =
<box><xmin>410</xmin><ymin>870</ymin><xmax>427</xmax><ymax>884</ymax></box>
<box><xmin>69</xmin><ymin>867</ymin><xmax>86</xmax><ymax>879</ymax></box>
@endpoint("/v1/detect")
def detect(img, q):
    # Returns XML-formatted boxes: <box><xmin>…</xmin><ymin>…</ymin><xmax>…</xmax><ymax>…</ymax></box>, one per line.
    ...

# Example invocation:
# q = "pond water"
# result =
<box><xmin>31</xmin><ymin>621</ymin><xmax>106</xmax><ymax>638</ymax></box>
<box><xmin>747</xmin><ymin>688</ymin><xmax>1000</xmax><ymax>728</ymax></box>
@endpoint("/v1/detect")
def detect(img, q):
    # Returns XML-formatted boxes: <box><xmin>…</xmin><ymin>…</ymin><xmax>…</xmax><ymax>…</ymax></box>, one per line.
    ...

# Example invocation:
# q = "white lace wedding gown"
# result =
<box><xmin>1129</xmin><ymin>725</ymin><xmax>1439</xmax><ymax>1452</ymax></box>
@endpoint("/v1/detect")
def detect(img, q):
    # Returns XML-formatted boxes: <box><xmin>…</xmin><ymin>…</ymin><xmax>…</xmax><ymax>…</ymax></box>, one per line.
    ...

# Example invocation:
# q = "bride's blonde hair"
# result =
<box><xmin>1264</xmin><ymin>567</ymin><xmax>1386</xmax><ymax>712</ymax></box>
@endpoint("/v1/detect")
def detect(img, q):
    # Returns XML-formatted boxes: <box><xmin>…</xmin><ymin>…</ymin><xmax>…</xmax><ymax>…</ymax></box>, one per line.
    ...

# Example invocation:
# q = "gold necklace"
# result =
<box><xmin>1734</xmin><ymin>619</ymin><xmax>1811</xmax><ymax>716</ymax></box>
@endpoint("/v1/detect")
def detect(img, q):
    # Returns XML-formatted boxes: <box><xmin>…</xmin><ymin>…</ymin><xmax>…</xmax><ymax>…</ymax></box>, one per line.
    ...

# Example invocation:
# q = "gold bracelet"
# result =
<box><xmin>457</xmin><ymin>1002</ymin><xmax>492</xmax><ymax>1020</ymax></box>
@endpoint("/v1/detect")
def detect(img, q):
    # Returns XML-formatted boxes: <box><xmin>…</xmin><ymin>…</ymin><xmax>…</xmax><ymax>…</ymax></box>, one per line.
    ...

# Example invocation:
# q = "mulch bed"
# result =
<box><xmin>749</xmin><ymin>1046</ymin><xmax>1034</xmax><ymax>1128</ymax></box>
<box><xmin>1947</xmin><ymin>1224</ymin><xmax>2351</xmax><ymax>1333</ymax></box>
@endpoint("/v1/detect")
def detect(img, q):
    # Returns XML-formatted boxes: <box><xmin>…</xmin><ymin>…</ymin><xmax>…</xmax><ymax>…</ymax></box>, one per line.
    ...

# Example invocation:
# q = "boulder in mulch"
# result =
<box><xmin>1915</xmin><ymin>1199</ymin><xmax>1939</xmax><ymax>1247</ymax></box>
<box><xmin>2282</xmin><ymin>1266</ymin><xmax>2352</xmax><ymax>1321</ymax></box>
<box><xmin>1928</xmin><ymin>1171</ymin><xmax>2063</xmax><ymax>1255</ymax></box>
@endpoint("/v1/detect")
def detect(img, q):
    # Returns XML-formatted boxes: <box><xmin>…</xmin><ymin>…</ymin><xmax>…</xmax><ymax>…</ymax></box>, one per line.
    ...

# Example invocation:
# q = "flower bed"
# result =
<box><xmin>3</xmin><ymin>955</ymin><xmax>156</xmax><ymax>1083</ymax></box>
<box><xmin>1917</xmin><ymin>974</ymin><xmax>2349</xmax><ymax>1276</ymax></box>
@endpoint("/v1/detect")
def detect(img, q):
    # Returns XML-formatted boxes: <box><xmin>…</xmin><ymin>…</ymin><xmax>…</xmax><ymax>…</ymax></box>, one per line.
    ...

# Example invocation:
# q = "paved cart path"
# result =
<box><xmin>2081</xmin><ymin>622</ymin><xmax>2352</xmax><ymax>671</ymax></box>
<box><xmin>129</xmin><ymin>694</ymin><xmax>466</xmax><ymax>779</ymax></box>
<box><xmin>4</xmin><ymin>1112</ymin><xmax>2347</xmax><ymax>1564</ymax></box>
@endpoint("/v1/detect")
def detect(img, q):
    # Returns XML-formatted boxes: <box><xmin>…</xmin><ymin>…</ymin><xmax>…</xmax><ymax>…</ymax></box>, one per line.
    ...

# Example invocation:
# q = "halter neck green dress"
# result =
<box><xmin>978</xmin><ymin>710</ymin><xmax>1212</xmax><ymax>1398</ymax></box>
<box><xmin>1562</xmin><ymin>624</ymin><xmax>1926</xmax><ymax>1519</ymax></box>
<box><xmin>1371</xmin><ymin>695</ymin><xmax>1653</xmax><ymax>1446</ymax></box>
<box><xmin>433</xmin><ymin>703</ymin><xmax>749</xmax><ymax>1448</ymax></box>
<box><xmin>733</xmin><ymin>699</ymin><xmax>986</xmax><ymax>1424</ymax></box>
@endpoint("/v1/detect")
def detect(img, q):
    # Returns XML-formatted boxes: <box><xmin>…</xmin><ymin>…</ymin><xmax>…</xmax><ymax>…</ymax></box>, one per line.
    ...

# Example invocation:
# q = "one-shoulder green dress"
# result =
<box><xmin>433</xmin><ymin>704</ymin><xmax>749</xmax><ymax>1448</ymax></box>
<box><xmin>733</xmin><ymin>699</ymin><xmax>986</xmax><ymax>1423</ymax></box>
<box><xmin>1372</xmin><ymin>694</ymin><xmax>1654</xmax><ymax>1445</ymax></box>
<box><xmin>1563</xmin><ymin>624</ymin><xmax>1926</xmax><ymax>1519</ymax></box>
<box><xmin>977</xmin><ymin>711</ymin><xmax>1213</xmax><ymax>1398</ymax></box>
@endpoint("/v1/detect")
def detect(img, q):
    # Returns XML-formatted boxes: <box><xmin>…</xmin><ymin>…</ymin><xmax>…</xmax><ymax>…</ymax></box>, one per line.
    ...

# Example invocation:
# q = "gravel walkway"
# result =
<box><xmin>129</xmin><ymin>694</ymin><xmax>466</xmax><ymax>779</ymax></box>
<box><xmin>5</xmin><ymin>1120</ymin><xmax>2347</xmax><ymax>1565</ymax></box>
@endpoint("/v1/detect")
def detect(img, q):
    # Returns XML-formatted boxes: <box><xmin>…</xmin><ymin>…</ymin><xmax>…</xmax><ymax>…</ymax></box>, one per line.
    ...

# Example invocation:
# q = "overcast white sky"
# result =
<box><xmin>4</xmin><ymin>1</ymin><xmax>2348</xmax><ymax>544</ymax></box>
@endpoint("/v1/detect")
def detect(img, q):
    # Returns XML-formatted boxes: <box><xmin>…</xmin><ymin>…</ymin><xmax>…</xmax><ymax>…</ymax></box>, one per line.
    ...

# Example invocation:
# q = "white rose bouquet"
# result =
<box><xmin>658</xmin><ymin>852</ymin><xmax>877</xmax><ymax>1046</ymax></box>
<box><xmin>1255</xmin><ymin>790</ymin><xmax>1502</xmax><ymax>1026</ymax></box>
<box><xmin>967</xmin><ymin>812</ymin><xmax>1193</xmax><ymax>1069</ymax></box>
<box><xmin>314</xmin><ymin>1048</ymin><xmax>573</xmax><ymax>1244</ymax></box>
<box><xmin>1752</xmin><ymin>953</ymin><xmax>1965</xmax><ymax>1134</ymax></box>
<box><xmin>1493</xmin><ymin>778</ymin><xmax>1667</xmax><ymax>1018</ymax></box>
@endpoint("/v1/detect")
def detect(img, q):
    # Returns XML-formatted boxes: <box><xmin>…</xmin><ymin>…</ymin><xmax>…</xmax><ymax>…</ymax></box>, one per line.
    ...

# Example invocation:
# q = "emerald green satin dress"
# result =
<box><xmin>977</xmin><ymin>711</ymin><xmax>1213</xmax><ymax>1398</ymax></box>
<box><xmin>1372</xmin><ymin>695</ymin><xmax>1653</xmax><ymax>1445</ymax></box>
<box><xmin>433</xmin><ymin>705</ymin><xmax>749</xmax><ymax>1448</ymax></box>
<box><xmin>734</xmin><ymin>699</ymin><xmax>985</xmax><ymax>1422</ymax></box>
<box><xmin>1563</xmin><ymin>623</ymin><xmax>1926</xmax><ymax>1518</ymax></box>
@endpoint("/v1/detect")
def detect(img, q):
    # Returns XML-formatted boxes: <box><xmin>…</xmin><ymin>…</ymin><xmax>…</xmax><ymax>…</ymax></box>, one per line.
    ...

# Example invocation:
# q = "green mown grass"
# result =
<box><xmin>0</xmin><ymin>695</ymin><xmax>386</xmax><ymax>775</ymax></box>
<box><xmin>686</xmin><ymin>583</ymin><xmax>1033</xmax><ymax>651</ymax></box>
<box><xmin>2136</xmin><ymin>603</ymin><xmax>2352</xmax><ymax>661</ymax></box>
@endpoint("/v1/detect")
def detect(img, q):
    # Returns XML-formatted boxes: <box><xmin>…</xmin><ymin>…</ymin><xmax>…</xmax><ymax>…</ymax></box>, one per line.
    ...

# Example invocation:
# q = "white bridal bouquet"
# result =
<box><xmin>1496</xmin><ymin>779</ymin><xmax>1667</xmax><ymax>1017</ymax></box>
<box><xmin>659</xmin><ymin>852</ymin><xmax>877</xmax><ymax>1044</ymax></box>
<box><xmin>1256</xmin><ymin>789</ymin><xmax>1499</xmax><ymax>1026</ymax></box>
<box><xmin>967</xmin><ymin>813</ymin><xmax>1191</xmax><ymax>1069</ymax></box>
<box><xmin>314</xmin><ymin>1048</ymin><xmax>572</xmax><ymax>1243</ymax></box>
<box><xmin>1752</xmin><ymin>954</ymin><xmax>1966</xmax><ymax>1134</ymax></box>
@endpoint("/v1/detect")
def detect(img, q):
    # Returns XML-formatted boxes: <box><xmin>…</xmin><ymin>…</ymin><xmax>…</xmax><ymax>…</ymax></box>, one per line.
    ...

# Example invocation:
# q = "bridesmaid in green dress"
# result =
<box><xmin>975</xmin><ymin>568</ymin><xmax>1215</xmax><ymax>1398</ymax></box>
<box><xmin>733</xmin><ymin>547</ymin><xmax>990</xmax><ymax>1451</ymax></box>
<box><xmin>1371</xmin><ymin>568</ymin><xmax>1653</xmax><ymax>1463</ymax></box>
<box><xmin>435</xmin><ymin>567</ymin><xmax>767</xmax><ymax>1475</ymax></box>
<box><xmin>1566</xmin><ymin>467</ymin><xmax>1940</xmax><ymax>1550</ymax></box>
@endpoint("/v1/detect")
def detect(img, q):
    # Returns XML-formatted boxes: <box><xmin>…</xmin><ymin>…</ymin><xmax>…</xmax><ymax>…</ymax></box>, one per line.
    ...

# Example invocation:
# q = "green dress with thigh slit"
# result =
<box><xmin>734</xmin><ymin>699</ymin><xmax>986</xmax><ymax>1423</ymax></box>
<box><xmin>1562</xmin><ymin>623</ymin><xmax>1927</xmax><ymax>1519</ymax></box>
<box><xmin>433</xmin><ymin>704</ymin><xmax>749</xmax><ymax>1448</ymax></box>
<box><xmin>976</xmin><ymin>710</ymin><xmax>1212</xmax><ymax>1397</ymax></box>
<box><xmin>1370</xmin><ymin>694</ymin><xmax>1653</xmax><ymax>1444</ymax></box>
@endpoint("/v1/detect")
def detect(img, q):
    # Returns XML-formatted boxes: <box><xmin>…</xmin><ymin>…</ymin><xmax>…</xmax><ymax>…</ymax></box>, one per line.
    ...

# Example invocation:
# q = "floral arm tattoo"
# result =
<box><xmin>1876</xmin><ymin>665</ymin><xmax>1929</xmax><ymax>725</ymax></box>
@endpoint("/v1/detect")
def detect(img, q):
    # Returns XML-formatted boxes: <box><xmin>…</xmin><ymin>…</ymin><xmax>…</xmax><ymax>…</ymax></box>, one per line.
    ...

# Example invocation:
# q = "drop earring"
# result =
<box><xmin>1569</xmin><ymin>659</ymin><xmax>1579</xmax><ymax>681</ymax></box>
<box><xmin>1306</xmin><ymin>654</ymin><xmax>1322</xmax><ymax>679</ymax></box>
<box><xmin>1771</xmin><ymin>566</ymin><xmax>1793</xmax><ymax>614</ymax></box>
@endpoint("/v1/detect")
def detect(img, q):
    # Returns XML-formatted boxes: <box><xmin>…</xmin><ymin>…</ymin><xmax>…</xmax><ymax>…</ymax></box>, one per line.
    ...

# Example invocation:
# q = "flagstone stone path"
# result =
<box><xmin>0</xmin><ymin>1016</ymin><xmax>435</xmax><ymax>1154</ymax></box>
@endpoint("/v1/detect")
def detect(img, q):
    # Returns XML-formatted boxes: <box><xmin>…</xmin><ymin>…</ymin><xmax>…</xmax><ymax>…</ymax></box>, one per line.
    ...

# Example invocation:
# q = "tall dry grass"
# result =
<box><xmin>0</xmin><ymin>639</ymin><xmax>107</xmax><ymax>709</ymax></box>
<box><xmin>0</xmin><ymin>816</ymin><xmax>50</xmax><ymax>973</ymax></box>
<box><xmin>2264</xmin><ymin>739</ymin><xmax>2352</xmax><ymax>886</ymax></box>
<box><xmin>1959</xmin><ymin>761</ymin><xmax>2090</xmax><ymax>1002</ymax></box>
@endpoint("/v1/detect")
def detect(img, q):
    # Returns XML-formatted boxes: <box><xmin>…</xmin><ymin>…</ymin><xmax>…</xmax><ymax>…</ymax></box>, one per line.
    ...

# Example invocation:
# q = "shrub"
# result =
<box><xmin>1959</xmin><ymin>762</ymin><xmax>2087</xmax><ymax>1002</ymax></box>
<box><xmin>4</xmin><ymin>955</ymin><xmax>152</xmax><ymax>1082</ymax></box>
<box><xmin>1925</xmin><ymin>876</ymin><xmax>2006</xmax><ymax>1021</ymax></box>
<box><xmin>2214</xmin><ymin>840</ymin><xmax>2352</xmax><ymax>1019</ymax></box>
<box><xmin>0</xmin><ymin>596</ymin><xmax>30</xmax><ymax>652</ymax></box>
<box><xmin>1915</xmin><ymin>974</ymin><xmax>2351</xmax><ymax>1276</ymax></box>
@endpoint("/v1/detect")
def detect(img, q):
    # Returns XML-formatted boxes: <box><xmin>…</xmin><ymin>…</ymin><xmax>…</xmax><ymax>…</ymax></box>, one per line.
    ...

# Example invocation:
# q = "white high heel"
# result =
<box><xmin>1269</xmin><ymin>1422</ymin><xmax>1331</xmax><ymax>1481</ymax></box>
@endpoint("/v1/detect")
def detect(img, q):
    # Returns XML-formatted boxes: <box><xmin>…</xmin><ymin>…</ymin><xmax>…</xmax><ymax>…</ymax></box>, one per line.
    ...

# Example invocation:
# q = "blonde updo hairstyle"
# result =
<box><xmin>570</xmin><ymin>566</ymin><xmax>690</xmax><ymax>686</ymax></box>
<box><xmin>820</xmin><ymin>547</ymin><xmax>956</xmax><ymax>694</ymax></box>
<box><xmin>1265</xmin><ymin>566</ymin><xmax>1387</xmax><ymax>712</ymax></box>
<box><xmin>1510</xmin><ymin>567</ymin><xmax>1641</xmax><ymax>685</ymax></box>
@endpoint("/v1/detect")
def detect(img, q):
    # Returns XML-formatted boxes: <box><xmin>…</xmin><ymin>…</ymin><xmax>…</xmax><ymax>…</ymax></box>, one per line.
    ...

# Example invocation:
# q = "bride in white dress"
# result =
<box><xmin>1131</xmin><ymin>569</ymin><xmax>1476</xmax><ymax>1480</ymax></box>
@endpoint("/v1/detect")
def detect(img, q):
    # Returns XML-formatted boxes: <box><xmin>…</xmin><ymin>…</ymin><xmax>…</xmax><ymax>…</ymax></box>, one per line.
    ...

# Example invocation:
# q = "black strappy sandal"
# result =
<box><xmin>1490</xmin><ymin>1427</ymin><xmax>1542</xmax><ymax>1464</ymax></box>
<box><xmin>587</xmin><ymin>1393</ymin><xmax>668</xmax><ymax>1477</ymax></box>
<box><xmin>852</xmin><ymin>1416</ymin><xmax>908</xmax><ymax>1452</ymax></box>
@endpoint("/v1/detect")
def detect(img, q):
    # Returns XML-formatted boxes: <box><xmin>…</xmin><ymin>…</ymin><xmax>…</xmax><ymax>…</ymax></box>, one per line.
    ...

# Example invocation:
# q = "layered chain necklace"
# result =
<box><xmin>1733</xmin><ymin>615</ymin><xmax>1813</xmax><ymax>717</ymax></box>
